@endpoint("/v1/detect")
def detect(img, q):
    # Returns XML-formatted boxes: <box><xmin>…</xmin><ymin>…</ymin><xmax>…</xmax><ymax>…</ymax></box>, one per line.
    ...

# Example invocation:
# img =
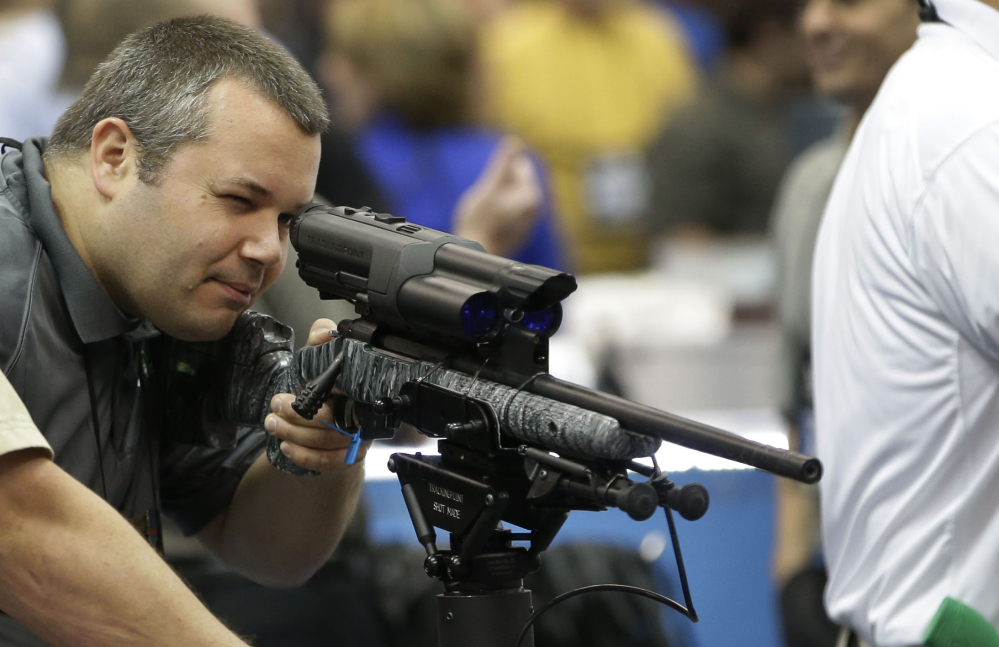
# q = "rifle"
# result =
<box><xmin>272</xmin><ymin>204</ymin><xmax>822</xmax><ymax>647</ymax></box>
<box><xmin>160</xmin><ymin>203</ymin><xmax>821</xmax><ymax>647</ymax></box>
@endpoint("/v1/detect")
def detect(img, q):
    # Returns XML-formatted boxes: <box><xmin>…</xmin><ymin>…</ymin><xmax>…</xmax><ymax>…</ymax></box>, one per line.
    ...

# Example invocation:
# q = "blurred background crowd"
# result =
<box><xmin>0</xmin><ymin>0</ymin><xmax>921</xmax><ymax>645</ymax></box>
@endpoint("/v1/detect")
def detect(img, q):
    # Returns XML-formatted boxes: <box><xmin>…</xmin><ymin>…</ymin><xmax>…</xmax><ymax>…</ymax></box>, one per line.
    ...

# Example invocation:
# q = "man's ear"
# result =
<box><xmin>90</xmin><ymin>118</ymin><xmax>138</xmax><ymax>200</ymax></box>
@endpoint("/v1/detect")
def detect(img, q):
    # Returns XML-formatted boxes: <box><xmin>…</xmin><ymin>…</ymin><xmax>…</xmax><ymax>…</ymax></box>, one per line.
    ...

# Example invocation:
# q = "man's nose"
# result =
<box><xmin>240</xmin><ymin>212</ymin><xmax>285</xmax><ymax>268</ymax></box>
<box><xmin>800</xmin><ymin>0</ymin><xmax>834</xmax><ymax>38</ymax></box>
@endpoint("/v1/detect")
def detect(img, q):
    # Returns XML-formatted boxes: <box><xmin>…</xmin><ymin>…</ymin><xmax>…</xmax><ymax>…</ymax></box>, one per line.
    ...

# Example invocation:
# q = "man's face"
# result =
<box><xmin>101</xmin><ymin>79</ymin><xmax>321</xmax><ymax>341</ymax></box>
<box><xmin>800</xmin><ymin>0</ymin><xmax>919</xmax><ymax>107</ymax></box>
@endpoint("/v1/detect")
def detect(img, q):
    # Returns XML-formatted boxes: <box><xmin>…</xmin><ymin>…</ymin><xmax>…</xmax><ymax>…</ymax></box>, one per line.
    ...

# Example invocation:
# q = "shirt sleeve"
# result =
<box><xmin>158</xmin><ymin>425</ymin><xmax>267</xmax><ymax>536</ymax></box>
<box><xmin>909</xmin><ymin>123</ymin><xmax>999</xmax><ymax>363</ymax></box>
<box><xmin>0</xmin><ymin>370</ymin><xmax>52</xmax><ymax>459</ymax></box>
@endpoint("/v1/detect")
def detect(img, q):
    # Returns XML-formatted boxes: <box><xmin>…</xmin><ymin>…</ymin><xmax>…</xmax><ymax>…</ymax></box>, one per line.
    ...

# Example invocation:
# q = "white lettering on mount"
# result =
<box><xmin>428</xmin><ymin>483</ymin><xmax>464</xmax><ymax>504</ymax></box>
<box><xmin>432</xmin><ymin>501</ymin><xmax>461</xmax><ymax>519</ymax></box>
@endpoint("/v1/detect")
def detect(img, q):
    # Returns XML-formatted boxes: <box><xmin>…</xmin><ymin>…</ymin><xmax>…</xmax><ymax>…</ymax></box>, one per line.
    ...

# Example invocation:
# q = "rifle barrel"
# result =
<box><xmin>530</xmin><ymin>376</ymin><xmax>822</xmax><ymax>484</ymax></box>
<box><xmin>350</xmin><ymin>326</ymin><xmax>822</xmax><ymax>484</ymax></box>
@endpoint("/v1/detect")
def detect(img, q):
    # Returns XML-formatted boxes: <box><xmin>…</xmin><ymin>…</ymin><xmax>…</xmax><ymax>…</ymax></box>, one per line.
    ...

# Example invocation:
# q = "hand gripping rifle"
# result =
<box><xmin>270</xmin><ymin>204</ymin><xmax>823</xmax><ymax>647</ymax></box>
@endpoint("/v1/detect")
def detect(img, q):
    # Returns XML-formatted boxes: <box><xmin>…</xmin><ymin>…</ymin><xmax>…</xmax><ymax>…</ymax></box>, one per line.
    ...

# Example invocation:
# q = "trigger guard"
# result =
<box><xmin>331</xmin><ymin>396</ymin><xmax>357</xmax><ymax>431</ymax></box>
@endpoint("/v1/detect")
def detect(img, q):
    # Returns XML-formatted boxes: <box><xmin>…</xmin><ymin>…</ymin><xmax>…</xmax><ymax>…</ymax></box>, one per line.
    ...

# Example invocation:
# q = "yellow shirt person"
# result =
<box><xmin>482</xmin><ymin>0</ymin><xmax>697</xmax><ymax>274</ymax></box>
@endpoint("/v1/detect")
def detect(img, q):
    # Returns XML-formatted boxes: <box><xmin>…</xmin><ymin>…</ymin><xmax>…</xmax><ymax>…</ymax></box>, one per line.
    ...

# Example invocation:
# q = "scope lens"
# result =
<box><xmin>520</xmin><ymin>306</ymin><xmax>559</xmax><ymax>335</ymax></box>
<box><xmin>461</xmin><ymin>293</ymin><xmax>501</xmax><ymax>338</ymax></box>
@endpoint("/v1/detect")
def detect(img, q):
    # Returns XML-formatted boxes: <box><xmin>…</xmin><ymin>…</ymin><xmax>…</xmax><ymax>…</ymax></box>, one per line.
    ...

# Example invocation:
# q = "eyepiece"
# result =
<box><xmin>461</xmin><ymin>293</ymin><xmax>502</xmax><ymax>339</ymax></box>
<box><xmin>397</xmin><ymin>274</ymin><xmax>503</xmax><ymax>342</ymax></box>
<box><xmin>520</xmin><ymin>305</ymin><xmax>562</xmax><ymax>337</ymax></box>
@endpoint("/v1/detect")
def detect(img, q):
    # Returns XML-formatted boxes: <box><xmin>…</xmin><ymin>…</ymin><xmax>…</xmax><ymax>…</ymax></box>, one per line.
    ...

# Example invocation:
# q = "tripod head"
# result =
<box><xmin>383</xmin><ymin>384</ymin><xmax>708</xmax><ymax>647</ymax></box>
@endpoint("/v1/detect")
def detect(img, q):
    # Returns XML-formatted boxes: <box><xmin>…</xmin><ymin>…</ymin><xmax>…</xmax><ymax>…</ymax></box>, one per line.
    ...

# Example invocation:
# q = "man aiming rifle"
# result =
<box><xmin>0</xmin><ymin>16</ymin><xmax>368</xmax><ymax>646</ymax></box>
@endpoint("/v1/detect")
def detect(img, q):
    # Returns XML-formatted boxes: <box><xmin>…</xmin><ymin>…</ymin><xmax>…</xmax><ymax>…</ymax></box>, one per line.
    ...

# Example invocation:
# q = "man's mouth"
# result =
<box><xmin>807</xmin><ymin>41</ymin><xmax>849</xmax><ymax>75</ymax></box>
<box><xmin>211</xmin><ymin>278</ymin><xmax>261</xmax><ymax>307</ymax></box>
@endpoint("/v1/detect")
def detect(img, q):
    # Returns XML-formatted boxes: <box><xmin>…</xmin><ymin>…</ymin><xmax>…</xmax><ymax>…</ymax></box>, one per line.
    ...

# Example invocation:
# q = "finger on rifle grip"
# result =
<box><xmin>265</xmin><ymin>434</ymin><xmax>319</xmax><ymax>476</ymax></box>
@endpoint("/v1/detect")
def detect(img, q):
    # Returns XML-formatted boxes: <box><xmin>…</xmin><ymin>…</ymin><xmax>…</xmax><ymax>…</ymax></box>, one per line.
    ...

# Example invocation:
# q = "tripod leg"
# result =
<box><xmin>401</xmin><ymin>481</ymin><xmax>438</xmax><ymax>556</ymax></box>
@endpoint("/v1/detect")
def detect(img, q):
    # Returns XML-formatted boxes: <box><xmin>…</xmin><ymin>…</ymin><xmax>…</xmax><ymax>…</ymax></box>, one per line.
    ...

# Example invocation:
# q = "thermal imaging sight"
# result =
<box><xmin>291</xmin><ymin>204</ymin><xmax>576</xmax><ymax>343</ymax></box>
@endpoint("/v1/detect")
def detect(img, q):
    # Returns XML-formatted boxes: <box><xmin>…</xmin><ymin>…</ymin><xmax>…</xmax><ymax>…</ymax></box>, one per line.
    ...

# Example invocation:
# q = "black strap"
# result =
<box><xmin>919</xmin><ymin>0</ymin><xmax>943</xmax><ymax>22</ymax></box>
<box><xmin>83</xmin><ymin>341</ymin><xmax>165</xmax><ymax>555</ymax></box>
<box><xmin>83</xmin><ymin>349</ymin><xmax>109</xmax><ymax>500</ymax></box>
<box><xmin>0</xmin><ymin>137</ymin><xmax>22</xmax><ymax>154</ymax></box>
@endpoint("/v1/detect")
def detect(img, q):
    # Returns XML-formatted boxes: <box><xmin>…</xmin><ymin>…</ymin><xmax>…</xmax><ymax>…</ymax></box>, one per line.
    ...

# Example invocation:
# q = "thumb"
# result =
<box><xmin>306</xmin><ymin>318</ymin><xmax>337</xmax><ymax>346</ymax></box>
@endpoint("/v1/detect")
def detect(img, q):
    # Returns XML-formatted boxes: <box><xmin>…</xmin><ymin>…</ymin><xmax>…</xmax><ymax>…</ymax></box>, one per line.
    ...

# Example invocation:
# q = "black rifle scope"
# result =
<box><xmin>291</xmin><ymin>204</ymin><xmax>576</xmax><ymax>344</ymax></box>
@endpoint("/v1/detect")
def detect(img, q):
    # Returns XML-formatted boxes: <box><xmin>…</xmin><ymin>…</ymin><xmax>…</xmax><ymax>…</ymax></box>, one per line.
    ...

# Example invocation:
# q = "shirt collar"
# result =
<box><xmin>931</xmin><ymin>0</ymin><xmax>999</xmax><ymax>61</ymax></box>
<box><xmin>19</xmin><ymin>137</ymin><xmax>155</xmax><ymax>344</ymax></box>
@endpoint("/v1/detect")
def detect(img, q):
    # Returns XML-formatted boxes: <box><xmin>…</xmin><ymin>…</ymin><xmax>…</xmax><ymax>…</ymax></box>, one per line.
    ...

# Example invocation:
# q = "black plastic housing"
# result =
<box><xmin>291</xmin><ymin>204</ymin><xmax>576</xmax><ymax>344</ymax></box>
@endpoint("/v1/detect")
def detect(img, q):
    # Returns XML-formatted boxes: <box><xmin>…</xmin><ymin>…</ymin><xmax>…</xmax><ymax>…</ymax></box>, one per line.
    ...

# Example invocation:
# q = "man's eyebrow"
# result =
<box><xmin>225</xmin><ymin>177</ymin><xmax>272</xmax><ymax>198</ymax></box>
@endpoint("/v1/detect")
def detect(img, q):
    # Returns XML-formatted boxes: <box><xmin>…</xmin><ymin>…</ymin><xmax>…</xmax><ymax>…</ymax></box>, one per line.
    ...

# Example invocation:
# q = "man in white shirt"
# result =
<box><xmin>812</xmin><ymin>0</ymin><xmax>999</xmax><ymax>644</ymax></box>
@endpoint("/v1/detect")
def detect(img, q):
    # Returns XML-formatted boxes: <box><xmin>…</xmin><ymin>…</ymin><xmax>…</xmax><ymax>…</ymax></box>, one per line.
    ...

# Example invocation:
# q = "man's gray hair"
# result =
<box><xmin>46</xmin><ymin>14</ymin><xmax>329</xmax><ymax>183</ymax></box>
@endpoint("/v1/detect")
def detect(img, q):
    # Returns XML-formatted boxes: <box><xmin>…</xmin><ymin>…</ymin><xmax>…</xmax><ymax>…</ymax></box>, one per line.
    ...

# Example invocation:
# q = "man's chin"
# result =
<box><xmin>813</xmin><ymin>72</ymin><xmax>861</xmax><ymax>105</ymax></box>
<box><xmin>151</xmin><ymin>310</ymin><xmax>243</xmax><ymax>342</ymax></box>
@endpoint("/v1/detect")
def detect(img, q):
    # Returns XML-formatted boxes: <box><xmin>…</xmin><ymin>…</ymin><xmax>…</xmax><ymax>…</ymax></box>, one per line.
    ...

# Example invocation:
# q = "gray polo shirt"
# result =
<box><xmin>0</xmin><ymin>138</ymin><xmax>267</xmax><ymax>644</ymax></box>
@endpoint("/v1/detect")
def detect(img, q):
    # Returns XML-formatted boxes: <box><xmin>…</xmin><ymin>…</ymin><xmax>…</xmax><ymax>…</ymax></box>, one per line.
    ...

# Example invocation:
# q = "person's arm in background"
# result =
<box><xmin>0</xmin><ymin>373</ymin><xmax>250</xmax><ymax>647</ymax></box>
<box><xmin>499</xmin><ymin>150</ymin><xmax>566</xmax><ymax>270</ymax></box>
<box><xmin>454</xmin><ymin>136</ymin><xmax>543</xmax><ymax>257</ymax></box>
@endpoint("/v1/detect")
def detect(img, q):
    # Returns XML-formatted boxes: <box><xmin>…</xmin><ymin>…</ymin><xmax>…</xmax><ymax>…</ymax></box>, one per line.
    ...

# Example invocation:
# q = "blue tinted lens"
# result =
<box><xmin>521</xmin><ymin>307</ymin><xmax>557</xmax><ymax>334</ymax></box>
<box><xmin>461</xmin><ymin>293</ymin><xmax>500</xmax><ymax>338</ymax></box>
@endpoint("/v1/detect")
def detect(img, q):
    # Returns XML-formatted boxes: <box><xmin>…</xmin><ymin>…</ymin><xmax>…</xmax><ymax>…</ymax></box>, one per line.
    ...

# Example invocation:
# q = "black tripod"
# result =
<box><xmin>380</xmin><ymin>380</ymin><xmax>709</xmax><ymax>647</ymax></box>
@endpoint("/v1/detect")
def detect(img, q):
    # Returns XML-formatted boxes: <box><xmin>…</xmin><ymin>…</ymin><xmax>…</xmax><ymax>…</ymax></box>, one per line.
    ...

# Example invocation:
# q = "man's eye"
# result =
<box><xmin>225</xmin><ymin>195</ymin><xmax>252</xmax><ymax>207</ymax></box>
<box><xmin>278</xmin><ymin>212</ymin><xmax>294</xmax><ymax>226</ymax></box>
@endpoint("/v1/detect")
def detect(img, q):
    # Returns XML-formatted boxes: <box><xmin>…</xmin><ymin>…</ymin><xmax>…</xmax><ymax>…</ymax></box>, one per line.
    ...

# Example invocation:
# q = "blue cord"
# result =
<box><xmin>321</xmin><ymin>420</ymin><xmax>363</xmax><ymax>465</ymax></box>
